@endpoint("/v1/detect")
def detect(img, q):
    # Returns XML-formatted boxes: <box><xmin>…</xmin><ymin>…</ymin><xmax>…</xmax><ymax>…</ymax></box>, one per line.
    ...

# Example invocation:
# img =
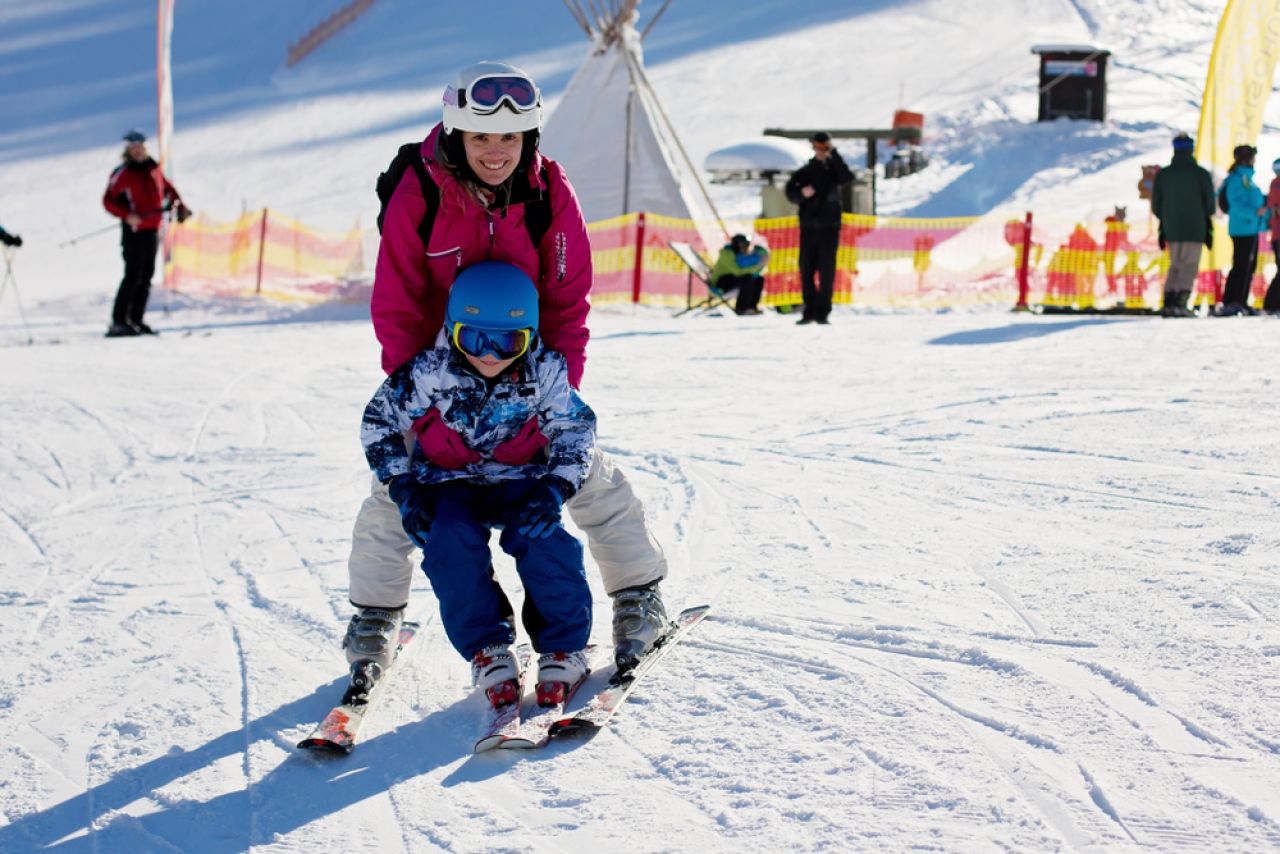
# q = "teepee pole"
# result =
<box><xmin>563</xmin><ymin>0</ymin><xmax>593</xmax><ymax>36</ymax></box>
<box><xmin>622</xmin><ymin>47</ymin><xmax>729</xmax><ymax>241</ymax></box>
<box><xmin>640</xmin><ymin>0</ymin><xmax>672</xmax><ymax>41</ymax></box>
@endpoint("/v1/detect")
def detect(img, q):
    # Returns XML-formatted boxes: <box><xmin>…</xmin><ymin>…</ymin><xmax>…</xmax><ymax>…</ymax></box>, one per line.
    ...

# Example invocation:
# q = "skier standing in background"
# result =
<box><xmin>1150</xmin><ymin>133</ymin><xmax>1214</xmax><ymax>318</ymax></box>
<box><xmin>101</xmin><ymin>130</ymin><xmax>190</xmax><ymax>337</ymax></box>
<box><xmin>344</xmin><ymin>61</ymin><xmax>669</xmax><ymax>684</ymax></box>
<box><xmin>1216</xmin><ymin>143</ymin><xmax>1268</xmax><ymax>316</ymax></box>
<box><xmin>785</xmin><ymin>131</ymin><xmax>853</xmax><ymax>325</ymax></box>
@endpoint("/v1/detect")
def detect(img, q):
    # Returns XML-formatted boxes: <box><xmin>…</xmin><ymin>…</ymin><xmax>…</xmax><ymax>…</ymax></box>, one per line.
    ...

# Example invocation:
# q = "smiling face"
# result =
<box><xmin>462</xmin><ymin>131</ymin><xmax>523</xmax><ymax>186</ymax></box>
<box><xmin>126</xmin><ymin>141</ymin><xmax>148</xmax><ymax>161</ymax></box>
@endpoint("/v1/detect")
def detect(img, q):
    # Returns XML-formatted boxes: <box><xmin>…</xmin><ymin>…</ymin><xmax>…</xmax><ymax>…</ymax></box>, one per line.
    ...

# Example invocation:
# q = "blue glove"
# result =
<box><xmin>513</xmin><ymin>476</ymin><xmax>573</xmax><ymax>539</ymax></box>
<box><xmin>387</xmin><ymin>474</ymin><xmax>434</xmax><ymax>548</ymax></box>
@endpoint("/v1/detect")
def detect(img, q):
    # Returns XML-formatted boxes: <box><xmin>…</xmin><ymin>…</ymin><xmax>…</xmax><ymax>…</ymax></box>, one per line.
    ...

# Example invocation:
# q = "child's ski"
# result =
<box><xmin>498</xmin><ymin>662</ymin><xmax>593</xmax><ymax>750</ymax></box>
<box><xmin>298</xmin><ymin>621</ymin><xmax>421</xmax><ymax>754</ymax></box>
<box><xmin>473</xmin><ymin>645</ymin><xmax>535</xmax><ymax>753</ymax></box>
<box><xmin>550</xmin><ymin>605</ymin><xmax>710</xmax><ymax>738</ymax></box>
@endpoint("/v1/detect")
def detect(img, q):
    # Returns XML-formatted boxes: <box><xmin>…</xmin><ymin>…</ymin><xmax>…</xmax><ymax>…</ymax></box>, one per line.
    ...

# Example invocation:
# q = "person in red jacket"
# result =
<box><xmin>101</xmin><ymin>130</ymin><xmax>190</xmax><ymax>337</ymax></box>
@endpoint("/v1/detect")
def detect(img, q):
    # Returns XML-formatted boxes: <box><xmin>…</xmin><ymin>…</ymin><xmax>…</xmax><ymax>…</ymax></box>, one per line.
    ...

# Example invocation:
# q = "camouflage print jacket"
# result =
<box><xmin>361</xmin><ymin>329</ymin><xmax>596</xmax><ymax>490</ymax></box>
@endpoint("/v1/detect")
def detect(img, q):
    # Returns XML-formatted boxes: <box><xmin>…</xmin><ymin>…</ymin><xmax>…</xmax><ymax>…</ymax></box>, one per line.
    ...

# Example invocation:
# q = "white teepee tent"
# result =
<box><xmin>542</xmin><ymin>0</ymin><xmax>726</xmax><ymax>249</ymax></box>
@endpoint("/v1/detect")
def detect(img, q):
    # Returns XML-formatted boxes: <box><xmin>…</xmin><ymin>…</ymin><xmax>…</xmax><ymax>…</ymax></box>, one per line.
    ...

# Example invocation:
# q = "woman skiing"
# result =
<box><xmin>343</xmin><ymin>61</ymin><xmax>669</xmax><ymax>686</ymax></box>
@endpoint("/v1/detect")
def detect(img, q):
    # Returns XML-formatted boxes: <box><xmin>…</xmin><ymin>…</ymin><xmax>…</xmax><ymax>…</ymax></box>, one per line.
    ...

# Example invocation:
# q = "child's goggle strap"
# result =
<box><xmin>460</xmin><ymin>75</ymin><xmax>539</xmax><ymax>114</ymax></box>
<box><xmin>450</xmin><ymin>323</ymin><xmax>532</xmax><ymax>360</ymax></box>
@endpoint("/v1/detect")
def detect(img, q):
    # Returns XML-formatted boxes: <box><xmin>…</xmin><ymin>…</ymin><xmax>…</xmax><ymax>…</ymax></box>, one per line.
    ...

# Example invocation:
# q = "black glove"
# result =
<box><xmin>0</xmin><ymin>231</ymin><xmax>20</xmax><ymax>247</ymax></box>
<box><xmin>387</xmin><ymin>474</ymin><xmax>434</xmax><ymax>548</ymax></box>
<box><xmin>511</xmin><ymin>476</ymin><xmax>573</xmax><ymax>539</ymax></box>
<box><xmin>174</xmin><ymin>204</ymin><xmax>192</xmax><ymax>224</ymax></box>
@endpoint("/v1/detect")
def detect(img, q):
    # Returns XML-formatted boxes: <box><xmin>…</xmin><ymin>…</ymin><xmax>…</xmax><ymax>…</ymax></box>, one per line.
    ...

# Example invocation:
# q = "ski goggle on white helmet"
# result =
<box><xmin>442</xmin><ymin>61</ymin><xmax>542</xmax><ymax>134</ymax></box>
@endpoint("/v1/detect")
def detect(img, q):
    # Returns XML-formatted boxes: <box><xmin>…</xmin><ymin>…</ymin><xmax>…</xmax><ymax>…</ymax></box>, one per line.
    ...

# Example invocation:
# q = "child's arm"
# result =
<box><xmin>532</xmin><ymin>352</ymin><xmax>597</xmax><ymax>492</ymax></box>
<box><xmin>361</xmin><ymin>354</ymin><xmax>439</xmax><ymax>482</ymax></box>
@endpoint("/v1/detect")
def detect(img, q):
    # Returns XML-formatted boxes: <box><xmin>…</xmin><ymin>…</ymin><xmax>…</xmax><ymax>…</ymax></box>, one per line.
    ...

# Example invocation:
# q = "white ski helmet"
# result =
<box><xmin>442</xmin><ymin>61</ymin><xmax>543</xmax><ymax>135</ymax></box>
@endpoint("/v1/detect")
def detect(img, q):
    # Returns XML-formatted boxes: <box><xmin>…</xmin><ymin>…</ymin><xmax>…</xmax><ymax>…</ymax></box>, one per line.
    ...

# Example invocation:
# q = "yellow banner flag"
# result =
<box><xmin>1196</xmin><ymin>0</ymin><xmax>1280</xmax><ymax>176</ymax></box>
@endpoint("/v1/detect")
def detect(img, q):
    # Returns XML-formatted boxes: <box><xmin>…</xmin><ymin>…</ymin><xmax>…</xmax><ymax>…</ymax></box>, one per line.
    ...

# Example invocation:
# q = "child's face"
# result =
<box><xmin>464</xmin><ymin>352</ymin><xmax>517</xmax><ymax>378</ymax></box>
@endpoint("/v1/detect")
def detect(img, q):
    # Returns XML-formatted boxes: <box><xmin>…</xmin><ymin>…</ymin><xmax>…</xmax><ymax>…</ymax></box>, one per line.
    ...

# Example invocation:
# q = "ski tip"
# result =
<box><xmin>297</xmin><ymin>737</ymin><xmax>354</xmax><ymax>755</ymax></box>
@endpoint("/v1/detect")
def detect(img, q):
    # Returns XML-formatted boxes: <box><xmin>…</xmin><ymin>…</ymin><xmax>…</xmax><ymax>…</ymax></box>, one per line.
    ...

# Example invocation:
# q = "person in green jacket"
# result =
<box><xmin>709</xmin><ymin>233</ymin><xmax>770</xmax><ymax>315</ymax></box>
<box><xmin>1150</xmin><ymin>133</ymin><xmax>1214</xmax><ymax>318</ymax></box>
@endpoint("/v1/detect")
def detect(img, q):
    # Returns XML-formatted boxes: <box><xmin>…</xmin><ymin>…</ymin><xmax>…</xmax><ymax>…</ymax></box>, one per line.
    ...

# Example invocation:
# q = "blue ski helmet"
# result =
<box><xmin>446</xmin><ymin>262</ymin><xmax>539</xmax><ymax>333</ymax></box>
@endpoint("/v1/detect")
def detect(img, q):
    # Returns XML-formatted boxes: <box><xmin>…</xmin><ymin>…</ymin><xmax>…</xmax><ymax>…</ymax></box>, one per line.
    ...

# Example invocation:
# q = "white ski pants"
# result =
<box><xmin>347</xmin><ymin>448</ymin><xmax>667</xmax><ymax>608</ymax></box>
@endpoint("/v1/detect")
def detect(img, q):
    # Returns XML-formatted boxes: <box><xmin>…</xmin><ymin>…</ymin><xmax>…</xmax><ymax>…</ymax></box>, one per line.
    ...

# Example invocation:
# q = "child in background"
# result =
<box><xmin>360</xmin><ymin>261</ymin><xmax>596</xmax><ymax>709</ymax></box>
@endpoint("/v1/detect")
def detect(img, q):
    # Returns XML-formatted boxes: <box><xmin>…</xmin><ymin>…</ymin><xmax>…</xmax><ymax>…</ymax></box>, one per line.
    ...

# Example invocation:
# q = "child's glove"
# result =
<box><xmin>413</xmin><ymin>408</ymin><xmax>481</xmax><ymax>470</ymax></box>
<box><xmin>512</xmin><ymin>476</ymin><xmax>573</xmax><ymax>539</ymax></box>
<box><xmin>491</xmin><ymin>416</ymin><xmax>548</xmax><ymax>465</ymax></box>
<box><xmin>387</xmin><ymin>474</ymin><xmax>434</xmax><ymax>547</ymax></box>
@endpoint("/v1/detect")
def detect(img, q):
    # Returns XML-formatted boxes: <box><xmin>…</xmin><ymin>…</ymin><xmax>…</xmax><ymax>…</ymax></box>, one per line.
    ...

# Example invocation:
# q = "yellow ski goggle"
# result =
<box><xmin>450</xmin><ymin>322</ymin><xmax>532</xmax><ymax>360</ymax></box>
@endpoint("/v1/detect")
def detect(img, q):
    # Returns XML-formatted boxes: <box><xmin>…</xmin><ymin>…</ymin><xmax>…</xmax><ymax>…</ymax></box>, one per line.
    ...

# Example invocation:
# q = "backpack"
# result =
<box><xmin>375</xmin><ymin>142</ymin><xmax>553</xmax><ymax>250</ymax></box>
<box><xmin>1218</xmin><ymin>176</ymin><xmax>1231</xmax><ymax>214</ymax></box>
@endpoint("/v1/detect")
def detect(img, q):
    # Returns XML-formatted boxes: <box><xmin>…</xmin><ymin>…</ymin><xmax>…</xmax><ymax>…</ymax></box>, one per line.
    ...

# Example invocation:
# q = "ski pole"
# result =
<box><xmin>1</xmin><ymin>247</ymin><xmax>34</xmax><ymax>345</ymax></box>
<box><xmin>58</xmin><ymin>205</ymin><xmax>177</xmax><ymax>248</ymax></box>
<box><xmin>57</xmin><ymin>222</ymin><xmax>119</xmax><ymax>248</ymax></box>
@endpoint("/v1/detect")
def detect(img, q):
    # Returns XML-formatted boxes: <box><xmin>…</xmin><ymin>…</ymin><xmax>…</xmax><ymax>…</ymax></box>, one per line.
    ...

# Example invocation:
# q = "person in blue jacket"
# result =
<box><xmin>1219</xmin><ymin>144</ymin><xmax>1270</xmax><ymax>316</ymax></box>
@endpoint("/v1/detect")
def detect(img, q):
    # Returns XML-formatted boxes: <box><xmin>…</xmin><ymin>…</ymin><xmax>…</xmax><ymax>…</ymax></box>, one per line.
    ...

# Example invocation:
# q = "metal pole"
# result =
<box><xmin>1</xmin><ymin>248</ymin><xmax>34</xmax><ymax>344</ymax></box>
<box><xmin>631</xmin><ymin>212</ymin><xmax>646</xmax><ymax>304</ymax></box>
<box><xmin>255</xmin><ymin>208</ymin><xmax>269</xmax><ymax>294</ymax></box>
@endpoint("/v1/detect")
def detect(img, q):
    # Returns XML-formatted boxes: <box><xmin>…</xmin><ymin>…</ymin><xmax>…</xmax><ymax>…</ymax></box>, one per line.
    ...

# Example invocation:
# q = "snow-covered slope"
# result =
<box><xmin>3</xmin><ymin>1</ymin><xmax>1280</xmax><ymax>851</ymax></box>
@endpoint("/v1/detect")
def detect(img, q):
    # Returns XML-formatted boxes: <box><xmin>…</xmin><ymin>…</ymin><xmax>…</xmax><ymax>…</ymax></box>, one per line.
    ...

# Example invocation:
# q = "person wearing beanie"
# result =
<box><xmin>1150</xmin><ymin>133</ymin><xmax>1214</xmax><ymax>317</ymax></box>
<box><xmin>785</xmin><ymin>131</ymin><xmax>853</xmax><ymax>324</ymax></box>
<box><xmin>1217</xmin><ymin>143</ymin><xmax>1269</xmax><ymax>315</ymax></box>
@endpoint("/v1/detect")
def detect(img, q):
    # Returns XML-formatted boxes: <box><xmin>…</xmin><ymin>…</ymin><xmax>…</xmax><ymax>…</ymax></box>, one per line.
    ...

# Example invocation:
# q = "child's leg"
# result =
<box><xmin>497</xmin><ymin>523</ymin><xmax>592</xmax><ymax>653</ymax></box>
<box><xmin>420</xmin><ymin>483</ymin><xmax>513</xmax><ymax>659</ymax></box>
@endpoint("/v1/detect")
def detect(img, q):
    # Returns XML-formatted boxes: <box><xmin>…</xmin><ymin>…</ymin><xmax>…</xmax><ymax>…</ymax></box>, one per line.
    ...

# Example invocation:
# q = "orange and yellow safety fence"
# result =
<box><xmin>168</xmin><ymin>207</ymin><xmax>1270</xmax><ymax>313</ymax></box>
<box><xmin>165</xmin><ymin>209</ymin><xmax>366</xmax><ymax>303</ymax></box>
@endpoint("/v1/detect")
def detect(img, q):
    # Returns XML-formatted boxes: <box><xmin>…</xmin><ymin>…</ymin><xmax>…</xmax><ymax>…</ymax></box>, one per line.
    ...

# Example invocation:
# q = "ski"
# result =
<box><xmin>498</xmin><ymin>648</ymin><xmax>598</xmax><ymax>750</ymax></box>
<box><xmin>549</xmin><ymin>604</ymin><xmax>710</xmax><ymax>738</ymax></box>
<box><xmin>473</xmin><ymin>645</ymin><xmax>535</xmax><ymax>753</ymax></box>
<box><xmin>297</xmin><ymin>621</ymin><xmax>421</xmax><ymax>754</ymax></box>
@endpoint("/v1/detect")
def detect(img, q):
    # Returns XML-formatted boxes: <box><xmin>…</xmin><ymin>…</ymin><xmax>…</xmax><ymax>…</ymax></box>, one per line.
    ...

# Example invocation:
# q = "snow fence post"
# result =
<box><xmin>1015</xmin><ymin>210</ymin><xmax>1033</xmax><ymax>311</ymax></box>
<box><xmin>255</xmin><ymin>208</ymin><xmax>269</xmax><ymax>295</ymax></box>
<box><xmin>631</xmin><ymin>211</ymin><xmax>646</xmax><ymax>304</ymax></box>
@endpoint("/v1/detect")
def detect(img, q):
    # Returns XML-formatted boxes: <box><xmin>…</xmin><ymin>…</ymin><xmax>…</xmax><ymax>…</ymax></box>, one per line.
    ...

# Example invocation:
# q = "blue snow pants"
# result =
<box><xmin>419</xmin><ymin>479</ymin><xmax>591</xmax><ymax>660</ymax></box>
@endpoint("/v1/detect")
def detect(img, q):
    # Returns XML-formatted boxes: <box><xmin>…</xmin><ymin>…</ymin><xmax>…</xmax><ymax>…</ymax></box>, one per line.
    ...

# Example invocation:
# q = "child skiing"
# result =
<box><xmin>360</xmin><ymin>262</ymin><xmax>596</xmax><ymax>711</ymax></box>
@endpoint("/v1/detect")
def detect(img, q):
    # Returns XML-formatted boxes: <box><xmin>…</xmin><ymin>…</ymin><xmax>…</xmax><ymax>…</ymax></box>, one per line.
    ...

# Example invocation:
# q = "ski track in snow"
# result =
<box><xmin>5</xmin><ymin>0</ymin><xmax>1280</xmax><ymax>849</ymax></box>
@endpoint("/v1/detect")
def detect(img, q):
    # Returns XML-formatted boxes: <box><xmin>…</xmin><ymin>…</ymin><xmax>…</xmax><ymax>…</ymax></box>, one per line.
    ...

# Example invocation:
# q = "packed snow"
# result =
<box><xmin>2</xmin><ymin>1</ymin><xmax>1279</xmax><ymax>852</ymax></box>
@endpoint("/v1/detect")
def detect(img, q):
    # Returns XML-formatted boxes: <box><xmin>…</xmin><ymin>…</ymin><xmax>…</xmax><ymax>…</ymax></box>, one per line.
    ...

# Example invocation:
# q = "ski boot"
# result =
<box><xmin>535</xmin><ymin>650</ymin><xmax>590</xmax><ymax>707</ymax></box>
<box><xmin>611</xmin><ymin>580</ymin><xmax>668</xmax><ymax>674</ymax></box>
<box><xmin>343</xmin><ymin>606</ymin><xmax>404</xmax><ymax>670</ymax></box>
<box><xmin>471</xmin><ymin>644</ymin><xmax>521</xmax><ymax>709</ymax></box>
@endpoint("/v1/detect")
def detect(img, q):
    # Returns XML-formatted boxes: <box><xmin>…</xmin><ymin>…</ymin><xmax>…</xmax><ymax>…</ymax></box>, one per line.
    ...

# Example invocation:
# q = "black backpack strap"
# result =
<box><xmin>376</xmin><ymin>142</ymin><xmax>439</xmax><ymax>249</ymax></box>
<box><xmin>523</xmin><ymin>165</ymin><xmax>553</xmax><ymax>249</ymax></box>
<box><xmin>406</xmin><ymin>148</ymin><xmax>439</xmax><ymax>249</ymax></box>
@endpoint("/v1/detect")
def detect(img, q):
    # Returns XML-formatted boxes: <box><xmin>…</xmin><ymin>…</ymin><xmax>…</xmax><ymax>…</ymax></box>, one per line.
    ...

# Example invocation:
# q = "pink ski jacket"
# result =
<box><xmin>371</xmin><ymin>124</ymin><xmax>592</xmax><ymax>387</ymax></box>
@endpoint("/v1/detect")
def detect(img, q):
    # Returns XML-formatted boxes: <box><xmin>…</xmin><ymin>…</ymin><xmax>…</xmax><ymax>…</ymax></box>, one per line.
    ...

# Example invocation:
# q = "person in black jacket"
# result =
<box><xmin>785</xmin><ymin>132</ymin><xmax>853</xmax><ymax>324</ymax></box>
<box><xmin>0</xmin><ymin>225</ymin><xmax>21</xmax><ymax>248</ymax></box>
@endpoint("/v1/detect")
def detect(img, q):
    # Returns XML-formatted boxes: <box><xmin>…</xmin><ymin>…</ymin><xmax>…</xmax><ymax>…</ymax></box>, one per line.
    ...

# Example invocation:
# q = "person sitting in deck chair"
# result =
<box><xmin>709</xmin><ymin>233</ymin><xmax>769</xmax><ymax>315</ymax></box>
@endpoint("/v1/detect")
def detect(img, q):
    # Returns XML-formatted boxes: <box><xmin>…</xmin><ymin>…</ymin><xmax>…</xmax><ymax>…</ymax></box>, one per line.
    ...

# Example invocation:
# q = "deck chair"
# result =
<box><xmin>669</xmin><ymin>241</ymin><xmax>735</xmax><ymax>317</ymax></box>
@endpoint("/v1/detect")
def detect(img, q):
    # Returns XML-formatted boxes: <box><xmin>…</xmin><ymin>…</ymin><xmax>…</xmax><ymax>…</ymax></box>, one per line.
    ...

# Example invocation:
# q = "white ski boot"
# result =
<box><xmin>535</xmin><ymin>650</ymin><xmax>590</xmax><ymax>707</ymax></box>
<box><xmin>471</xmin><ymin>644</ymin><xmax>521</xmax><ymax>709</ymax></box>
